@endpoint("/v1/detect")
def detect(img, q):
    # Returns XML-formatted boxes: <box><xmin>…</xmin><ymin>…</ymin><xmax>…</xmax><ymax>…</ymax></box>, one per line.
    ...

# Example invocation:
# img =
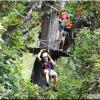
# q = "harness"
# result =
<box><xmin>42</xmin><ymin>61</ymin><xmax>53</xmax><ymax>69</ymax></box>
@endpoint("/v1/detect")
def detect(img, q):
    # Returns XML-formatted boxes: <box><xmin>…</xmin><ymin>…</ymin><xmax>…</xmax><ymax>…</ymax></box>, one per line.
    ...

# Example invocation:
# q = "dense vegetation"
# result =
<box><xmin>0</xmin><ymin>1</ymin><xmax>100</xmax><ymax>99</ymax></box>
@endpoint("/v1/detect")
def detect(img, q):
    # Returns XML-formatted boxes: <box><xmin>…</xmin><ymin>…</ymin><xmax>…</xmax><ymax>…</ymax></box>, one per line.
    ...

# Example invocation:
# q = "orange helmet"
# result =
<box><xmin>59</xmin><ymin>8</ymin><xmax>65</xmax><ymax>12</ymax></box>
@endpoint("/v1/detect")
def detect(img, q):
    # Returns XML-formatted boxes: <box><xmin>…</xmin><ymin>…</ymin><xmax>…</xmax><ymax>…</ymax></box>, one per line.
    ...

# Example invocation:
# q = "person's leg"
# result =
<box><xmin>49</xmin><ymin>69</ymin><xmax>58</xmax><ymax>88</ymax></box>
<box><xmin>44</xmin><ymin>69</ymin><xmax>49</xmax><ymax>86</ymax></box>
<box><xmin>64</xmin><ymin>28</ymin><xmax>71</xmax><ymax>36</ymax></box>
<box><xmin>53</xmin><ymin>75</ymin><xmax>58</xmax><ymax>87</ymax></box>
<box><xmin>60</xmin><ymin>37</ymin><xmax>65</xmax><ymax>51</ymax></box>
<box><xmin>60</xmin><ymin>27</ymin><xmax>68</xmax><ymax>51</ymax></box>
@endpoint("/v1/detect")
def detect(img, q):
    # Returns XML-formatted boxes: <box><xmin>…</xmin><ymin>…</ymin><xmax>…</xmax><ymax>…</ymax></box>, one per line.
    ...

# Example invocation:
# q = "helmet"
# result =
<box><xmin>42</xmin><ymin>52</ymin><xmax>48</xmax><ymax>58</ymax></box>
<box><xmin>59</xmin><ymin>7</ymin><xmax>65</xmax><ymax>12</ymax></box>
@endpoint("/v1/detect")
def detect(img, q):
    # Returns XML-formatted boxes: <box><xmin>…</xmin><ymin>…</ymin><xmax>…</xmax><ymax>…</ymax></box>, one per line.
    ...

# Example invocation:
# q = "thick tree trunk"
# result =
<box><xmin>40</xmin><ymin>11</ymin><xmax>60</xmax><ymax>51</ymax></box>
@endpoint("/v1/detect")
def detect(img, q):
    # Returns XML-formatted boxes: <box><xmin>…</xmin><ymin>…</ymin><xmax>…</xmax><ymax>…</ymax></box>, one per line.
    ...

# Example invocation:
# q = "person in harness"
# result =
<box><xmin>37</xmin><ymin>50</ymin><xmax>58</xmax><ymax>91</ymax></box>
<box><xmin>58</xmin><ymin>8</ymin><xmax>72</xmax><ymax>51</ymax></box>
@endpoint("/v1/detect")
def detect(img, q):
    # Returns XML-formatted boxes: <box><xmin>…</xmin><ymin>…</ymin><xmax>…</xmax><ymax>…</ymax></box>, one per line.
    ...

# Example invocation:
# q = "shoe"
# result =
<box><xmin>46</xmin><ymin>82</ymin><xmax>49</xmax><ymax>87</ymax></box>
<box><xmin>59</xmin><ymin>49</ymin><xmax>63</xmax><ymax>51</ymax></box>
<box><xmin>53</xmin><ymin>86</ymin><xmax>58</xmax><ymax>92</ymax></box>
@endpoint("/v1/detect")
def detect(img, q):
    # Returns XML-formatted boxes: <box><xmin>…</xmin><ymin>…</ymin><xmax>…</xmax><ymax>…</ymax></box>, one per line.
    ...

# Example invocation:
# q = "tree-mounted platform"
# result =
<box><xmin>26</xmin><ymin>47</ymin><xmax>69</xmax><ymax>60</ymax></box>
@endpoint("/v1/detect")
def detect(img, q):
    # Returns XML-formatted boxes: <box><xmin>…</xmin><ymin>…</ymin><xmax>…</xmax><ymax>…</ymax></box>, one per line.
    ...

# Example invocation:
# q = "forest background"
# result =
<box><xmin>0</xmin><ymin>1</ymin><xmax>100</xmax><ymax>99</ymax></box>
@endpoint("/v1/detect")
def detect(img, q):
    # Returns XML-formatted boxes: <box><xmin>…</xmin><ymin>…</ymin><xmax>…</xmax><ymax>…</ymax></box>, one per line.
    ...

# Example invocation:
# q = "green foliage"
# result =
<box><xmin>71</xmin><ymin>28</ymin><xmax>99</xmax><ymax>77</ymax></box>
<box><xmin>9</xmin><ymin>30</ymin><xmax>24</xmax><ymax>49</ymax></box>
<box><xmin>0</xmin><ymin>1</ymin><xmax>40</xmax><ymax>98</ymax></box>
<box><xmin>0</xmin><ymin>1</ymin><xmax>100</xmax><ymax>99</ymax></box>
<box><xmin>55</xmin><ymin>58</ymin><xmax>82</xmax><ymax>99</ymax></box>
<box><xmin>0</xmin><ymin>46</ymin><xmax>40</xmax><ymax>99</ymax></box>
<box><xmin>65</xmin><ymin>4</ymin><xmax>75</xmax><ymax>20</ymax></box>
<box><xmin>32</xmin><ymin>11</ymin><xmax>39</xmax><ymax>22</ymax></box>
<box><xmin>0</xmin><ymin>2</ymin><xmax>26</xmax><ymax>27</ymax></box>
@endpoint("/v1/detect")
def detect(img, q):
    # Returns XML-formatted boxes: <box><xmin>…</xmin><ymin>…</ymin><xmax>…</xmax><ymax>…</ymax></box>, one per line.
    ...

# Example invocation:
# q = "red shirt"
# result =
<box><xmin>59</xmin><ymin>11</ymin><xmax>72</xmax><ymax>29</ymax></box>
<box><xmin>59</xmin><ymin>11</ymin><xmax>69</xmax><ymax>20</ymax></box>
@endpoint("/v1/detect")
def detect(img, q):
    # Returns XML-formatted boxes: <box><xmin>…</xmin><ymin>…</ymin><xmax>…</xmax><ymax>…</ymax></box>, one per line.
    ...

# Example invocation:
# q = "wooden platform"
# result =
<box><xmin>26</xmin><ymin>47</ymin><xmax>70</xmax><ymax>59</ymax></box>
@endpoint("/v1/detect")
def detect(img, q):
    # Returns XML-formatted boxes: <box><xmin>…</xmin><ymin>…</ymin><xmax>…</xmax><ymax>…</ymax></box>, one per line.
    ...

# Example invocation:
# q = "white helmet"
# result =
<box><xmin>42</xmin><ymin>52</ymin><xmax>48</xmax><ymax>58</ymax></box>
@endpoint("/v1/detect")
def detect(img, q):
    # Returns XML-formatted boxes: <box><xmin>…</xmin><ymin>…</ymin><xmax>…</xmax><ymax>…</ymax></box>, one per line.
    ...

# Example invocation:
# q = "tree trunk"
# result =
<box><xmin>40</xmin><ymin>11</ymin><xmax>60</xmax><ymax>51</ymax></box>
<box><xmin>31</xmin><ymin>1</ymin><xmax>61</xmax><ymax>87</ymax></box>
